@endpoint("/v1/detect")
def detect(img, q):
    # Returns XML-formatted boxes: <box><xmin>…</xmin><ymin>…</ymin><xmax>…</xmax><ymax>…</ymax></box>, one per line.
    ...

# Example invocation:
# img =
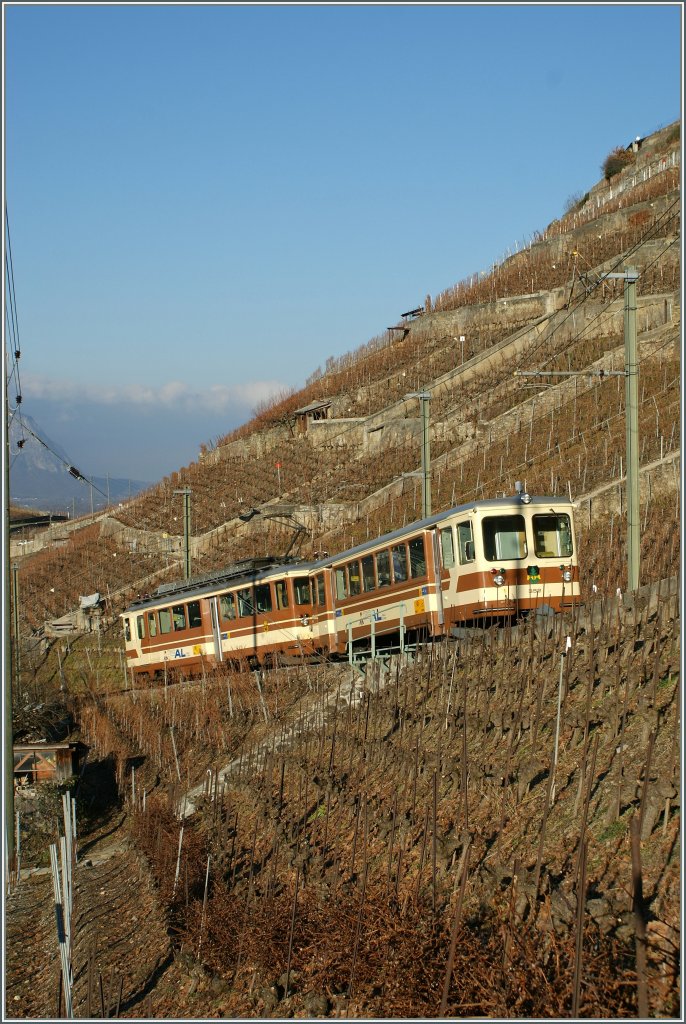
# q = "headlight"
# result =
<box><xmin>562</xmin><ymin>570</ymin><xmax>572</xmax><ymax>583</ymax></box>
<box><xmin>492</xmin><ymin>572</ymin><xmax>505</xmax><ymax>587</ymax></box>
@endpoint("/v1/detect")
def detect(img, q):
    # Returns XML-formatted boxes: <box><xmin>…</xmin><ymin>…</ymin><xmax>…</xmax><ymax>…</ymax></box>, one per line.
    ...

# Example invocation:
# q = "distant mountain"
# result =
<box><xmin>8</xmin><ymin>413</ymin><xmax>150</xmax><ymax>515</ymax></box>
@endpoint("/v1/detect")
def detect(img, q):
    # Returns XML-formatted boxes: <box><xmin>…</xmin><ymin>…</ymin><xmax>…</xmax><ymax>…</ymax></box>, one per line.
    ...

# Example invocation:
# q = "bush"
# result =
<box><xmin>602</xmin><ymin>146</ymin><xmax>634</xmax><ymax>181</ymax></box>
<box><xmin>564</xmin><ymin>191</ymin><xmax>589</xmax><ymax>215</ymax></box>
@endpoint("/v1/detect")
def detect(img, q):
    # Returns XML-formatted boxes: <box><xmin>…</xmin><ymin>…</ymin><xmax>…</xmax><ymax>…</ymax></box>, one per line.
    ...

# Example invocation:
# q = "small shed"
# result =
<box><xmin>293</xmin><ymin>400</ymin><xmax>332</xmax><ymax>435</ymax></box>
<box><xmin>13</xmin><ymin>743</ymin><xmax>76</xmax><ymax>785</ymax></box>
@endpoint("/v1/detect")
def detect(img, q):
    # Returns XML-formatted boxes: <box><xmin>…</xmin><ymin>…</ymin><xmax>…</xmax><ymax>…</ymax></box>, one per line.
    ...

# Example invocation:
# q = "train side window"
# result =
<box><xmin>335</xmin><ymin>567</ymin><xmax>348</xmax><ymax>601</ymax></box>
<box><xmin>362</xmin><ymin>555</ymin><xmax>375</xmax><ymax>592</ymax></box>
<box><xmin>147</xmin><ymin>612</ymin><xmax>158</xmax><ymax>637</ymax></box>
<box><xmin>348</xmin><ymin>560</ymin><xmax>361</xmax><ymax>596</ymax></box>
<box><xmin>482</xmin><ymin>515</ymin><xmax>527</xmax><ymax>561</ymax></box>
<box><xmin>457</xmin><ymin>521</ymin><xmax>475</xmax><ymax>564</ymax></box>
<box><xmin>275</xmin><ymin>580</ymin><xmax>289</xmax><ymax>609</ymax></box>
<box><xmin>440</xmin><ymin>527</ymin><xmax>455</xmax><ymax>568</ymax></box>
<box><xmin>392</xmin><ymin>544</ymin><xmax>408</xmax><ymax>583</ymax></box>
<box><xmin>159</xmin><ymin>608</ymin><xmax>172</xmax><ymax>634</ymax></box>
<box><xmin>237</xmin><ymin>587</ymin><xmax>253</xmax><ymax>617</ymax></box>
<box><xmin>172</xmin><ymin>605</ymin><xmax>187</xmax><ymax>631</ymax></box>
<box><xmin>409</xmin><ymin>536</ymin><xmax>427</xmax><ymax>578</ymax></box>
<box><xmin>124</xmin><ymin>618</ymin><xmax>131</xmax><ymax>642</ymax></box>
<box><xmin>376</xmin><ymin>549</ymin><xmax>391</xmax><ymax>587</ymax></box>
<box><xmin>220</xmin><ymin>593</ymin><xmax>236</xmax><ymax>621</ymax></box>
<box><xmin>187</xmin><ymin>600</ymin><xmax>202</xmax><ymax>628</ymax></box>
<box><xmin>255</xmin><ymin>584</ymin><xmax>272</xmax><ymax>614</ymax></box>
<box><xmin>315</xmin><ymin>573</ymin><xmax>326</xmax><ymax>606</ymax></box>
<box><xmin>137</xmin><ymin>615</ymin><xmax>145</xmax><ymax>640</ymax></box>
<box><xmin>294</xmin><ymin>577</ymin><xmax>311</xmax><ymax>606</ymax></box>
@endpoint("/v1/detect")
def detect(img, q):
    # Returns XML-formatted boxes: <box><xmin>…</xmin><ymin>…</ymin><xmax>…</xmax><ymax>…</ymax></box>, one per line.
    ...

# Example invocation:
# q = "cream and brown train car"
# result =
<box><xmin>122</xmin><ymin>558</ymin><xmax>323</xmax><ymax>681</ymax></box>
<box><xmin>122</xmin><ymin>492</ymin><xmax>579</xmax><ymax>680</ymax></box>
<box><xmin>307</xmin><ymin>490</ymin><xmax>579</xmax><ymax>655</ymax></box>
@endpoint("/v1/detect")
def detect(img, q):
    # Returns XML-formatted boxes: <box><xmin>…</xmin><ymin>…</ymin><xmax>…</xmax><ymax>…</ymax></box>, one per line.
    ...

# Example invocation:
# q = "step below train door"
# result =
<box><xmin>210</xmin><ymin>597</ymin><xmax>224</xmax><ymax>666</ymax></box>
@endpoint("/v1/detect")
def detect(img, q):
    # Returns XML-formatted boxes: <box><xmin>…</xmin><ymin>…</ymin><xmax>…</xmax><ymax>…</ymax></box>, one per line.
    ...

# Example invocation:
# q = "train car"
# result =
<box><xmin>121</xmin><ymin>489</ymin><xmax>579</xmax><ymax>679</ymax></box>
<box><xmin>122</xmin><ymin>557</ymin><xmax>321</xmax><ymax>681</ymax></box>
<box><xmin>306</xmin><ymin>488</ymin><xmax>579</xmax><ymax>657</ymax></box>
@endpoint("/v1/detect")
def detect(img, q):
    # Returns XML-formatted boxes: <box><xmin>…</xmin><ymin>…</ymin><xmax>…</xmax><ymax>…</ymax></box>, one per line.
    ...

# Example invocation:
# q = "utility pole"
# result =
<box><xmin>12</xmin><ymin>563</ymin><xmax>20</xmax><ymax>687</ymax></box>
<box><xmin>514</xmin><ymin>264</ymin><xmax>641</xmax><ymax>592</ymax></box>
<box><xmin>623</xmin><ymin>267</ymin><xmax>639</xmax><ymax>592</ymax></box>
<box><xmin>405</xmin><ymin>391</ymin><xmax>431</xmax><ymax>517</ymax></box>
<box><xmin>174</xmin><ymin>489</ymin><xmax>192</xmax><ymax>579</ymax></box>
<box><xmin>4</xmin><ymin>334</ymin><xmax>16</xmax><ymax>869</ymax></box>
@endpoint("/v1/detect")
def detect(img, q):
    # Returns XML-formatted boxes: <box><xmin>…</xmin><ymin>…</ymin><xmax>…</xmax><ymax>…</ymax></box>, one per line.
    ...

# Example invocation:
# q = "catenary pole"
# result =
<box><xmin>174</xmin><ymin>489</ymin><xmax>192</xmax><ymax>579</ymax></box>
<box><xmin>405</xmin><ymin>391</ymin><xmax>431</xmax><ymax>518</ymax></box>
<box><xmin>4</xmin><ymin>337</ymin><xmax>16</xmax><ymax>868</ymax></box>
<box><xmin>623</xmin><ymin>267</ymin><xmax>640</xmax><ymax>592</ymax></box>
<box><xmin>515</xmin><ymin>265</ymin><xmax>640</xmax><ymax>593</ymax></box>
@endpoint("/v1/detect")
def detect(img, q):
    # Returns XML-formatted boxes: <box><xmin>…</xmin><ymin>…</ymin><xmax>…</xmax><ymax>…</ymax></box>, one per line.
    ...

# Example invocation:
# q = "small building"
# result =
<box><xmin>13</xmin><ymin>743</ymin><xmax>77</xmax><ymax>785</ymax></box>
<box><xmin>293</xmin><ymin>399</ymin><xmax>333</xmax><ymax>435</ymax></box>
<box><xmin>44</xmin><ymin>592</ymin><xmax>105</xmax><ymax>637</ymax></box>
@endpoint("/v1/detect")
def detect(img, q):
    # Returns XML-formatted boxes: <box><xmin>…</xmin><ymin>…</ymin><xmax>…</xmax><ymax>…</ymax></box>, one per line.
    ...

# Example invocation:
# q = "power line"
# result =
<box><xmin>11</xmin><ymin>416</ymin><xmax>109</xmax><ymax>500</ymax></box>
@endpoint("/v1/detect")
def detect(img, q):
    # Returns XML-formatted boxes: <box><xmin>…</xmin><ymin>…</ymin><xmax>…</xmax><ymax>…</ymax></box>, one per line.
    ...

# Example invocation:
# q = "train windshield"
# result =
<box><xmin>482</xmin><ymin>515</ymin><xmax>527</xmax><ymax>561</ymax></box>
<box><xmin>533</xmin><ymin>514</ymin><xmax>573</xmax><ymax>558</ymax></box>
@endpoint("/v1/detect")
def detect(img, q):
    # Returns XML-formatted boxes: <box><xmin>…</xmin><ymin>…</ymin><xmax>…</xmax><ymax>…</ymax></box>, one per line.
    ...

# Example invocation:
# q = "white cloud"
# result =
<box><xmin>23</xmin><ymin>373</ymin><xmax>287</xmax><ymax>415</ymax></box>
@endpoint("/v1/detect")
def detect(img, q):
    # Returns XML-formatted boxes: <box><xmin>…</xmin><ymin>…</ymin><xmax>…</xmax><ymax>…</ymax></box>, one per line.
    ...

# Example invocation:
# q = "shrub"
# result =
<box><xmin>602</xmin><ymin>146</ymin><xmax>634</xmax><ymax>181</ymax></box>
<box><xmin>664</xmin><ymin>123</ymin><xmax>680</xmax><ymax>146</ymax></box>
<box><xmin>564</xmin><ymin>191</ymin><xmax>589</xmax><ymax>215</ymax></box>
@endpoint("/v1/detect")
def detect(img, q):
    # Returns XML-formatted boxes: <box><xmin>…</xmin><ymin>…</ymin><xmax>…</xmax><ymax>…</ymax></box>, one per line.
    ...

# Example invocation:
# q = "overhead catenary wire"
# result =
<box><xmin>518</xmin><ymin>200</ymin><xmax>680</xmax><ymax>373</ymax></box>
<box><xmin>10</xmin><ymin>416</ymin><xmax>109</xmax><ymax>501</ymax></box>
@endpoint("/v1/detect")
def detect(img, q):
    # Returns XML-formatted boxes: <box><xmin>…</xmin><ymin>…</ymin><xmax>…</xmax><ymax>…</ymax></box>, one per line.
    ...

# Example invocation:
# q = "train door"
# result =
<box><xmin>209</xmin><ymin>597</ymin><xmax>224</xmax><ymax>665</ymax></box>
<box><xmin>427</xmin><ymin>532</ymin><xmax>448</xmax><ymax>634</ymax></box>
<box><xmin>439</xmin><ymin>517</ymin><xmax>477</xmax><ymax>626</ymax></box>
<box><xmin>431</xmin><ymin>529</ymin><xmax>446</xmax><ymax>635</ymax></box>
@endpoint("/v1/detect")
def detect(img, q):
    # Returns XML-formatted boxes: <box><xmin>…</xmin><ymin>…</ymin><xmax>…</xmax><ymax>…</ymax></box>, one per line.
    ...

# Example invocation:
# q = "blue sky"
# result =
<box><xmin>4</xmin><ymin>2</ymin><xmax>682</xmax><ymax>482</ymax></box>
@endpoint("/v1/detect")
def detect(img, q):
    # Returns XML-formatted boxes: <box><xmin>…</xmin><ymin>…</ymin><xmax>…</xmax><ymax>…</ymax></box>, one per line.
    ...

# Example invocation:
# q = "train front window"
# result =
<box><xmin>533</xmin><ymin>514</ymin><xmax>573</xmax><ymax>558</ymax></box>
<box><xmin>409</xmin><ymin>537</ymin><xmax>427</xmax><ymax>578</ymax></box>
<box><xmin>147</xmin><ymin>612</ymin><xmax>158</xmax><ymax>637</ymax></box>
<box><xmin>172</xmin><ymin>605</ymin><xmax>187</xmax><ymax>631</ymax></box>
<box><xmin>294</xmin><ymin>577</ymin><xmax>311</xmax><ymax>606</ymax></box>
<box><xmin>124</xmin><ymin>618</ymin><xmax>131</xmax><ymax>642</ymax></box>
<box><xmin>348</xmin><ymin>561</ymin><xmax>361</xmax><ymax>596</ymax></box>
<box><xmin>137</xmin><ymin>616</ymin><xmax>145</xmax><ymax>640</ymax></box>
<box><xmin>457</xmin><ymin>521</ymin><xmax>475</xmax><ymax>564</ymax></box>
<box><xmin>482</xmin><ymin>515</ymin><xmax>527</xmax><ymax>561</ymax></box>
<box><xmin>315</xmin><ymin>574</ymin><xmax>326</xmax><ymax>606</ymax></box>
<box><xmin>159</xmin><ymin>608</ymin><xmax>172</xmax><ymax>633</ymax></box>
<box><xmin>275</xmin><ymin>580</ymin><xmax>289</xmax><ymax>609</ymax></box>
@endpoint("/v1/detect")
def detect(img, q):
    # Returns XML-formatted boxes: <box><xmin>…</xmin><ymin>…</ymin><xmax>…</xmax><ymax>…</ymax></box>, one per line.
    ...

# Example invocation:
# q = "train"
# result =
<box><xmin>121</xmin><ymin>488</ymin><xmax>580</xmax><ymax>681</ymax></box>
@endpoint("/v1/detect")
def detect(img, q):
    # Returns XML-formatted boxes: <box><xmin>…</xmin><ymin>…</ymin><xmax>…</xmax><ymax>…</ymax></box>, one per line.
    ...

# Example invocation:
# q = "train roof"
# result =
<box><xmin>308</xmin><ymin>493</ymin><xmax>574</xmax><ymax>570</ymax></box>
<box><xmin>123</xmin><ymin>556</ymin><xmax>319</xmax><ymax>614</ymax></box>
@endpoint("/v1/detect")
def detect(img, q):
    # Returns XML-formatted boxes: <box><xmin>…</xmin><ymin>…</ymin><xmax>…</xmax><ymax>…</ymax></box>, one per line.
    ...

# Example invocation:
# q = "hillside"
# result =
<box><xmin>10</xmin><ymin>121</ymin><xmax>680</xmax><ymax>630</ymax></box>
<box><xmin>5</xmin><ymin>121</ymin><xmax>681</xmax><ymax>1019</ymax></box>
